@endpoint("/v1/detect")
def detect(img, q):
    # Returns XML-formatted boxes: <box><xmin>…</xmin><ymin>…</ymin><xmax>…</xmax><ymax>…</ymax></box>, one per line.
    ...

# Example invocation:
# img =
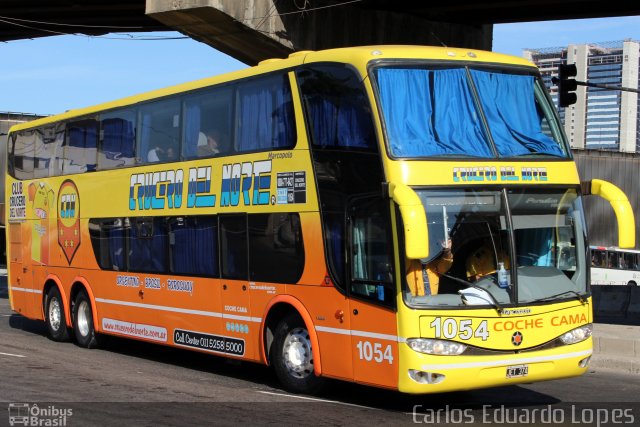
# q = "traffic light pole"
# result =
<box><xmin>574</xmin><ymin>80</ymin><xmax>640</xmax><ymax>94</ymax></box>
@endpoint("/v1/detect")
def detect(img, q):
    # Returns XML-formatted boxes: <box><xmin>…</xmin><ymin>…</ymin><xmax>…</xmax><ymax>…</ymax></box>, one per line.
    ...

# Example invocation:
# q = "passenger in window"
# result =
<box><xmin>198</xmin><ymin>130</ymin><xmax>221</xmax><ymax>157</ymax></box>
<box><xmin>165</xmin><ymin>147</ymin><xmax>178</xmax><ymax>162</ymax></box>
<box><xmin>406</xmin><ymin>239</ymin><xmax>453</xmax><ymax>296</ymax></box>
<box><xmin>147</xmin><ymin>146</ymin><xmax>163</xmax><ymax>162</ymax></box>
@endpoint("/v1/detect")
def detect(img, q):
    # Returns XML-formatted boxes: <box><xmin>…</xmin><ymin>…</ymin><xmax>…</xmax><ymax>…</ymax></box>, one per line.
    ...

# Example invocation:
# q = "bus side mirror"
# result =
<box><xmin>387</xmin><ymin>182</ymin><xmax>429</xmax><ymax>259</ymax></box>
<box><xmin>582</xmin><ymin>179</ymin><xmax>635</xmax><ymax>249</ymax></box>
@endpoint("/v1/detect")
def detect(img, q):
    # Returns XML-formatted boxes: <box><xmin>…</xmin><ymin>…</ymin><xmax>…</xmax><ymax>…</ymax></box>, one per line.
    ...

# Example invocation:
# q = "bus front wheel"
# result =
<box><xmin>72</xmin><ymin>290</ymin><xmax>99</xmax><ymax>348</ymax></box>
<box><xmin>44</xmin><ymin>287</ymin><xmax>70</xmax><ymax>342</ymax></box>
<box><xmin>272</xmin><ymin>314</ymin><xmax>325</xmax><ymax>394</ymax></box>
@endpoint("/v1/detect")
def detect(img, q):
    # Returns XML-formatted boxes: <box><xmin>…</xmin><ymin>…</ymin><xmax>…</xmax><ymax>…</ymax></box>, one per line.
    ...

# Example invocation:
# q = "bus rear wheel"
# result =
<box><xmin>45</xmin><ymin>287</ymin><xmax>70</xmax><ymax>342</ymax></box>
<box><xmin>271</xmin><ymin>314</ymin><xmax>325</xmax><ymax>394</ymax></box>
<box><xmin>72</xmin><ymin>290</ymin><xmax>99</xmax><ymax>348</ymax></box>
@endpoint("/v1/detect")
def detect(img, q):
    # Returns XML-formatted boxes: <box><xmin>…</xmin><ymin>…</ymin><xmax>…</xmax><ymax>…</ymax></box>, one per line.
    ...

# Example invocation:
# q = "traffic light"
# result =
<box><xmin>554</xmin><ymin>63</ymin><xmax>578</xmax><ymax>107</ymax></box>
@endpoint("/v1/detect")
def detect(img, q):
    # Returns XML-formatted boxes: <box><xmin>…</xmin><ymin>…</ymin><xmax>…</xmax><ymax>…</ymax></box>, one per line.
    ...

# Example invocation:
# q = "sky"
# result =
<box><xmin>1</xmin><ymin>16</ymin><xmax>639</xmax><ymax>116</ymax></box>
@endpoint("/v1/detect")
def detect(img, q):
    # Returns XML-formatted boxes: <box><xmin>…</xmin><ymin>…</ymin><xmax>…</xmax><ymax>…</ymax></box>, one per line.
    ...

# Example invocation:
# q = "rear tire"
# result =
<box><xmin>72</xmin><ymin>290</ymin><xmax>99</xmax><ymax>348</ymax></box>
<box><xmin>271</xmin><ymin>314</ymin><xmax>325</xmax><ymax>394</ymax></box>
<box><xmin>44</xmin><ymin>287</ymin><xmax>70</xmax><ymax>342</ymax></box>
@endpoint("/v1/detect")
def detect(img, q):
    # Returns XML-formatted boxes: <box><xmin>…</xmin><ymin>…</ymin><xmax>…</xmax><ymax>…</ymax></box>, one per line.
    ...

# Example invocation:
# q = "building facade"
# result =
<box><xmin>524</xmin><ymin>40</ymin><xmax>640</xmax><ymax>152</ymax></box>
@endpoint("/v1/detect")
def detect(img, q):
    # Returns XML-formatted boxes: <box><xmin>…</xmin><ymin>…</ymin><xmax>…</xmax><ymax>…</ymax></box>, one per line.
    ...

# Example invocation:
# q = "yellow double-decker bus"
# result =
<box><xmin>5</xmin><ymin>46</ymin><xmax>634</xmax><ymax>394</ymax></box>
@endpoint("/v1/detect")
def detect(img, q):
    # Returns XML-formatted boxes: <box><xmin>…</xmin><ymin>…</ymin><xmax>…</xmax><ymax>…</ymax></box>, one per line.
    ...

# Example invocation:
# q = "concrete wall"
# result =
<box><xmin>573</xmin><ymin>150</ymin><xmax>640</xmax><ymax>249</ymax></box>
<box><xmin>146</xmin><ymin>0</ymin><xmax>493</xmax><ymax>65</ymax></box>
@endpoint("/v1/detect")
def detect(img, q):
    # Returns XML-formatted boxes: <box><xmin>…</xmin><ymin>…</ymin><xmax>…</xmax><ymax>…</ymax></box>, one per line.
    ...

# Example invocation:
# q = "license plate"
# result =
<box><xmin>506</xmin><ymin>364</ymin><xmax>528</xmax><ymax>378</ymax></box>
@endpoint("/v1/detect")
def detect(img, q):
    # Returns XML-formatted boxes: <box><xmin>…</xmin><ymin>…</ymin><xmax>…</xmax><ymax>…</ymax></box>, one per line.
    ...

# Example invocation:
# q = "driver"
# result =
<box><xmin>466</xmin><ymin>242</ymin><xmax>510</xmax><ymax>282</ymax></box>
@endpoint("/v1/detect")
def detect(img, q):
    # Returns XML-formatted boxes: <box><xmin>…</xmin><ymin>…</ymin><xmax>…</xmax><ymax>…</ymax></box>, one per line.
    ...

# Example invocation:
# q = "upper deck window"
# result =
<box><xmin>374</xmin><ymin>65</ymin><xmax>569</xmax><ymax>159</ymax></box>
<box><xmin>297</xmin><ymin>65</ymin><xmax>376</xmax><ymax>150</ymax></box>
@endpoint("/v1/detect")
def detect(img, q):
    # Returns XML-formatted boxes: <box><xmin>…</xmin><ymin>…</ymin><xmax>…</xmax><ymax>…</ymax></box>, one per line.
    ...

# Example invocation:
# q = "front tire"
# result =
<box><xmin>45</xmin><ymin>287</ymin><xmax>70</xmax><ymax>342</ymax></box>
<box><xmin>271</xmin><ymin>314</ymin><xmax>325</xmax><ymax>394</ymax></box>
<box><xmin>72</xmin><ymin>290</ymin><xmax>99</xmax><ymax>348</ymax></box>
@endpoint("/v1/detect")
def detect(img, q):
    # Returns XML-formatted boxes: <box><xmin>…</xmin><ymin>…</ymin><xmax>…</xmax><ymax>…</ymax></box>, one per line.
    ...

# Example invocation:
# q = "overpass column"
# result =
<box><xmin>146</xmin><ymin>0</ymin><xmax>493</xmax><ymax>65</ymax></box>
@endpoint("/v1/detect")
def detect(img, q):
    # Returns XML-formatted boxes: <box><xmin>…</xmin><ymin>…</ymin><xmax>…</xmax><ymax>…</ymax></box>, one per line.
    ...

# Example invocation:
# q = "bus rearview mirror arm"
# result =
<box><xmin>386</xmin><ymin>182</ymin><xmax>430</xmax><ymax>259</ymax></box>
<box><xmin>581</xmin><ymin>179</ymin><xmax>635</xmax><ymax>249</ymax></box>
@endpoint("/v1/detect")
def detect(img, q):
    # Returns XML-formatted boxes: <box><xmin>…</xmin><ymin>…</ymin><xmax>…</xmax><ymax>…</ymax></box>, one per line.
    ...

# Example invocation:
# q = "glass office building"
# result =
<box><xmin>524</xmin><ymin>40</ymin><xmax>640</xmax><ymax>152</ymax></box>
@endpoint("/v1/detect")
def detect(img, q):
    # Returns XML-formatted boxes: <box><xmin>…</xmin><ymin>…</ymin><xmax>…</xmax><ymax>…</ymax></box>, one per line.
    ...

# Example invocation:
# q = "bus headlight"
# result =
<box><xmin>407</xmin><ymin>338</ymin><xmax>467</xmax><ymax>355</ymax></box>
<box><xmin>560</xmin><ymin>324</ymin><xmax>592</xmax><ymax>345</ymax></box>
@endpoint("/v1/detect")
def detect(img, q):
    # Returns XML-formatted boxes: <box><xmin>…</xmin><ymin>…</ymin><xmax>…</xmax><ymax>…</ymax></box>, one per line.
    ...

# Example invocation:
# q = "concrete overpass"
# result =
<box><xmin>0</xmin><ymin>1</ymin><xmax>639</xmax><ymax>65</ymax></box>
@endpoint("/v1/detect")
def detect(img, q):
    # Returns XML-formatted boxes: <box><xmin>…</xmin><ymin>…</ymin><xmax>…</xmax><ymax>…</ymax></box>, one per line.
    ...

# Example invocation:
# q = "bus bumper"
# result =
<box><xmin>397</xmin><ymin>338</ymin><xmax>592</xmax><ymax>394</ymax></box>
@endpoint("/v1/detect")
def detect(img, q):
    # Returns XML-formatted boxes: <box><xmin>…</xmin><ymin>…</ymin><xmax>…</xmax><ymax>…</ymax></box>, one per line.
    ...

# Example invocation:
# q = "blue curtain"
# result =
<box><xmin>238</xmin><ymin>75</ymin><xmax>294</xmax><ymax>152</ymax></box>
<box><xmin>515</xmin><ymin>228</ymin><xmax>553</xmax><ymax>267</ymax></box>
<box><xmin>140</xmin><ymin>112</ymin><xmax>152</xmax><ymax>160</ymax></box>
<box><xmin>471</xmin><ymin>70</ymin><xmax>564</xmax><ymax>157</ymax></box>
<box><xmin>171</xmin><ymin>217</ymin><xmax>217</xmax><ymax>276</ymax></box>
<box><xmin>103</xmin><ymin>118</ymin><xmax>135</xmax><ymax>160</ymax></box>
<box><xmin>324</xmin><ymin>215</ymin><xmax>344</xmax><ymax>285</ymax></box>
<box><xmin>308</xmin><ymin>98</ymin><xmax>374</xmax><ymax>149</ymax></box>
<box><xmin>128</xmin><ymin>220</ymin><xmax>167</xmax><ymax>273</ymax></box>
<box><xmin>377</xmin><ymin>68</ymin><xmax>492</xmax><ymax>157</ymax></box>
<box><xmin>184</xmin><ymin>103</ymin><xmax>201</xmax><ymax>158</ymax></box>
<box><xmin>68</xmin><ymin>127</ymin><xmax>85</xmax><ymax>148</ymax></box>
<box><xmin>108</xmin><ymin>226</ymin><xmax>126</xmax><ymax>271</ymax></box>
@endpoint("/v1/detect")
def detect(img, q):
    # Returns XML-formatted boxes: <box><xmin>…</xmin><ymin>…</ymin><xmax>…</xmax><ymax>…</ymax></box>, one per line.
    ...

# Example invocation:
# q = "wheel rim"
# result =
<box><xmin>282</xmin><ymin>327</ymin><xmax>313</xmax><ymax>379</ymax></box>
<box><xmin>77</xmin><ymin>300</ymin><xmax>91</xmax><ymax>338</ymax></box>
<box><xmin>48</xmin><ymin>297</ymin><xmax>61</xmax><ymax>331</ymax></box>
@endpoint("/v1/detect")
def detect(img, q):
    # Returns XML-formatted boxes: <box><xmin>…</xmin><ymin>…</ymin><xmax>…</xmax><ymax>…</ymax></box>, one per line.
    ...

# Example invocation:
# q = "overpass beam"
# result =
<box><xmin>146</xmin><ymin>0</ymin><xmax>492</xmax><ymax>65</ymax></box>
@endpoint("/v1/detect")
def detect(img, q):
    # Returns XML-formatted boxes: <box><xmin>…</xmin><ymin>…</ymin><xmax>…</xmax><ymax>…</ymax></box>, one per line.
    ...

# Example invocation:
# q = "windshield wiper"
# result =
<box><xmin>441</xmin><ymin>273</ymin><xmax>504</xmax><ymax>314</ymax></box>
<box><xmin>532</xmin><ymin>290</ymin><xmax>586</xmax><ymax>304</ymax></box>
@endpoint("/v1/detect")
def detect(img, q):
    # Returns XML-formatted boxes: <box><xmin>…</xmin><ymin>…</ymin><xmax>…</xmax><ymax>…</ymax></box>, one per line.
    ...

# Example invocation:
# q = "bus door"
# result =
<box><xmin>348</xmin><ymin>197</ymin><xmax>398</xmax><ymax>389</ymax></box>
<box><xmin>7</xmin><ymin>221</ymin><xmax>37</xmax><ymax>317</ymax></box>
<box><xmin>219</xmin><ymin>214</ymin><xmax>253</xmax><ymax>359</ymax></box>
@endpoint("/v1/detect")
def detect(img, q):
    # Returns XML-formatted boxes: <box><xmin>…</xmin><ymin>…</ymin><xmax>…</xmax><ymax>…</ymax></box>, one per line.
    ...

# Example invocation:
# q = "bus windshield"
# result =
<box><xmin>405</xmin><ymin>188</ymin><xmax>587</xmax><ymax>307</ymax></box>
<box><xmin>374</xmin><ymin>65</ymin><xmax>569</xmax><ymax>159</ymax></box>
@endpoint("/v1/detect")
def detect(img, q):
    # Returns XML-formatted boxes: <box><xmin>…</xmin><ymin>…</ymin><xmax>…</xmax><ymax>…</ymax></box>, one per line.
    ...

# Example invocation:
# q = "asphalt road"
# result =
<box><xmin>1</xmin><ymin>282</ymin><xmax>640</xmax><ymax>426</ymax></box>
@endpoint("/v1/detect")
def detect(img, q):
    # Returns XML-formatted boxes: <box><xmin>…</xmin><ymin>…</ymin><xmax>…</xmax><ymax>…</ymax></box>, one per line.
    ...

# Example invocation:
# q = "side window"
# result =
<box><xmin>138</xmin><ymin>99</ymin><xmax>180</xmax><ymax>164</ymax></box>
<box><xmin>608</xmin><ymin>251</ymin><xmax>619</xmax><ymax>269</ymax></box>
<box><xmin>349</xmin><ymin>198</ymin><xmax>394</xmax><ymax>306</ymax></box>
<box><xmin>99</xmin><ymin>109</ymin><xmax>137</xmax><ymax>169</ymax></box>
<box><xmin>11</xmin><ymin>130</ymin><xmax>36</xmax><ymax>180</ymax></box>
<box><xmin>183</xmin><ymin>86</ymin><xmax>234</xmax><ymax>159</ymax></box>
<box><xmin>297</xmin><ymin>64</ymin><xmax>376</xmax><ymax>150</ymax></box>
<box><xmin>249</xmin><ymin>213</ymin><xmax>305</xmax><ymax>283</ymax></box>
<box><xmin>88</xmin><ymin>218</ymin><xmax>128</xmax><ymax>271</ymax></box>
<box><xmin>623</xmin><ymin>253</ymin><xmax>635</xmax><ymax>270</ymax></box>
<box><xmin>35</xmin><ymin>126</ymin><xmax>65</xmax><ymax>177</ymax></box>
<box><xmin>169</xmin><ymin>216</ymin><xmax>218</xmax><ymax>277</ymax></box>
<box><xmin>33</xmin><ymin>128</ymin><xmax>48</xmax><ymax>178</ymax></box>
<box><xmin>64</xmin><ymin>119</ymin><xmax>98</xmax><ymax>174</ymax></box>
<box><xmin>128</xmin><ymin>217</ymin><xmax>168</xmax><ymax>273</ymax></box>
<box><xmin>591</xmin><ymin>249</ymin><xmax>606</xmax><ymax>268</ymax></box>
<box><xmin>220</xmin><ymin>215</ymin><xmax>248</xmax><ymax>280</ymax></box>
<box><xmin>236</xmin><ymin>73</ymin><xmax>296</xmax><ymax>153</ymax></box>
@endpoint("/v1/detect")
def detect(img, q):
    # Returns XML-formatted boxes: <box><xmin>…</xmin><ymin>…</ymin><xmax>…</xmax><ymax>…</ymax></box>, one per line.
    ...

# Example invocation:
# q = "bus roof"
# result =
<box><xmin>9</xmin><ymin>45</ymin><xmax>536</xmax><ymax>133</ymax></box>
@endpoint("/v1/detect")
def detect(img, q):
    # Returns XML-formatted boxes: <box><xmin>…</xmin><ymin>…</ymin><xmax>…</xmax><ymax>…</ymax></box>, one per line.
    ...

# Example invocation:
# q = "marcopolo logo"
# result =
<box><xmin>512</xmin><ymin>331</ymin><xmax>523</xmax><ymax>346</ymax></box>
<box><xmin>7</xmin><ymin>403</ymin><xmax>73</xmax><ymax>426</ymax></box>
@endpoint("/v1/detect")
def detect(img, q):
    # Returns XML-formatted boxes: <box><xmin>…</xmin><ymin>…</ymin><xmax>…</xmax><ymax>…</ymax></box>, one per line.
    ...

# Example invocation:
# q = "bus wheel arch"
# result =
<box><xmin>42</xmin><ymin>280</ymin><xmax>70</xmax><ymax>342</ymax></box>
<box><xmin>69</xmin><ymin>280</ymin><xmax>100</xmax><ymax>348</ymax></box>
<box><xmin>262</xmin><ymin>298</ymin><xmax>325</xmax><ymax>393</ymax></box>
<box><xmin>628</xmin><ymin>281</ymin><xmax>637</xmax><ymax>286</ymax></box>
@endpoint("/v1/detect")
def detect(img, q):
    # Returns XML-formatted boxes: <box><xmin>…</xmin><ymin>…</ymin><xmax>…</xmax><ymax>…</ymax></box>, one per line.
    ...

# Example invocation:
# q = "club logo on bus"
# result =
<box><xmin>452</xmin><ymin>166</ymin><xmax>548</xmax><ymax>182</ymax></box>
<box><xmin>128</xmin><ymin>160</ymin><xmax>274</xmax><ymax>211</ymax></box>
<box><xmin>57</xmin><ymin>180</ymin><xmax>81</xmax><ymax>264</ymax></box>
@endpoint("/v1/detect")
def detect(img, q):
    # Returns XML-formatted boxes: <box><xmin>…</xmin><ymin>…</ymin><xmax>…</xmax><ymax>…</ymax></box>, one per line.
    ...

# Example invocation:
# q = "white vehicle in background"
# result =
<box><xmin>591</xmin><ymin>246</ymin><xmax>640</xmax><ymax>286</ymax></box>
